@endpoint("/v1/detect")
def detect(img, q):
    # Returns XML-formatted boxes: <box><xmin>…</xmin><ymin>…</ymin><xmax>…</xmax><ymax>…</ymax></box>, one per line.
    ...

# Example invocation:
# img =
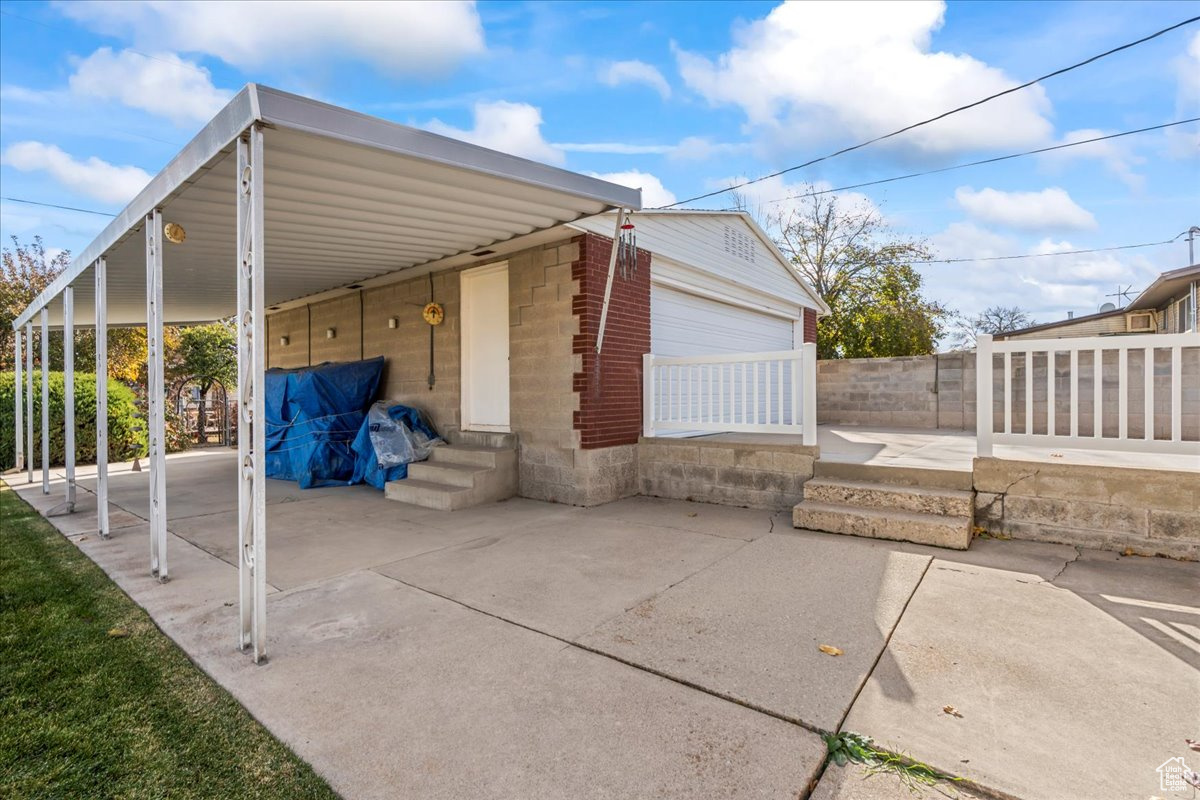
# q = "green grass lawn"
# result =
<box><xmin>0</xmin><ymin>483</ymin><xmax>339</xmax><ymax>799</ymax></box>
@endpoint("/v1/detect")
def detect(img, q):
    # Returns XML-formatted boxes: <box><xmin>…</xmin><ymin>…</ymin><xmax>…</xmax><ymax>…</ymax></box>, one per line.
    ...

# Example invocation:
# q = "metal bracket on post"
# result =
<box><xmin>594</xmin><ymin>208</ymin><xmax>627</xmax><ymax>356</ymax></box>
<box><xmin>63</xmin><ymin>286</ymin><xmax>76</xmax><ymax>512</ymax></box>
<box><xmin>96</xmin><ymin>257</ymin><xmax>110</xmax><ymax>538</ymax></box>
<box><xmin>40</xmin><ymin>308</ymin><xmax>49</xmax><ymax>494</ymax></box>
<box><xmin>25</xmin><ymin>321</ymin><xmax>34</xmax><ymax>485</ymax></box>
<box><xmin>237</xmin><ymin>125</ymin><xmax>267</xmax><ymax>663</ymax></box>
<box><xmin>14</xmin><ymin>326</ymin><xmax>23</xmax><ymax>474</ymax></box>
<box><xmin>146</xmin><ymin>210</ymin><xmax>168</xmax><ymax>579</ymax></box>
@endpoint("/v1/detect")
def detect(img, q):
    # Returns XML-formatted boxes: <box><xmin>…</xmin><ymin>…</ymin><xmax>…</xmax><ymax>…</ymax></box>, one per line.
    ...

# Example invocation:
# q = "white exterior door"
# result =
<box><xmin>461</xmin><ymin>263</ymin><xmax>510</xmax><ymax>432</ymax></box>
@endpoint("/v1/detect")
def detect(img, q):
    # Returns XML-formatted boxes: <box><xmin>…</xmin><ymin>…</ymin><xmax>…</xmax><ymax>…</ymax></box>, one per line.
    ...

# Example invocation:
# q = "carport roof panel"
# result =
<box><xmin>15</xmin><ymin>84</ymin><xmax>642</xmax><ymax>328</ymax></box>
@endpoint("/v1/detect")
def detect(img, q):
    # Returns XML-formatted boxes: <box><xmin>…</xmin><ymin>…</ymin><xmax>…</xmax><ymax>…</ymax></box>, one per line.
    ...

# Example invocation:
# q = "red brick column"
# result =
<box><xmin>571</xmin><ymin>232</ymin><xmax>652</xmax><ymax>449</ymax></box>
<box><xmin>803</xmin><ymin>307</ymin><xmax>818</xmax><ymax>344</ymax></box>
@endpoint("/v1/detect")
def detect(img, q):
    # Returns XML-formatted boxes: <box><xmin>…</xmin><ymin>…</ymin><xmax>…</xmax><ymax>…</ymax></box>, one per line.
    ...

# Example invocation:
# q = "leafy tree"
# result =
<box><xmin>949</xmin><ymin>305</ymin><xmax>1035</xmax><ymax>350</ymax></box>
<box><xmin>1</xmin><ymin>236</ymin><xmax>159</xmax><ymax>383</ymax></box>
<box><xmin>820</xmin><ymin>262</ymin><xmax>948</xmax><ymax>358</ymax></box>
<box><xmin>1</xmin><ymin>236</ymin><xmax>68</xmax><ymax>371</ymax></box>
<box><xmin>173</xmin><ymin>321</ymin><xmax>237</xmax><ymax>443</ymax></box>
<box><xmin>768</xmin><ymin>186</ymin><xmax>947</xmax><ymax>358</ymax></box>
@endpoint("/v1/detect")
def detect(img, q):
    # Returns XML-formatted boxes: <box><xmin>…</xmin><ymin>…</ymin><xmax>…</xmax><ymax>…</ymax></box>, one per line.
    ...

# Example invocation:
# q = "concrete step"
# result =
<box><xmin>451</xmin><ymin>430</ymin><xmax>518</xmax><ymax>449</ymax></box>
<box><xmin>803</xmin><ymin>477</ymin><xmax>973</xmax><ymax>517</ymax></box>
<box><xmin>407</xmin><ymin>461</ymin><xmax>491</xmax><ymax>489</ymax></box>
<box><xmin>387</xmin><ymin>444</ymin><xmax>518</xmax><ymax>511</ymax></box>
<box><xmin>384</xmin><ymin>478</ymin><xmax>474</xmax><ymax>511</ymax></box>
<box><xmin>429</xmin><ymin>444</ymin><xmax>515</xmax><ymax>469</ymax></box>
<box><xmin>792</xmin><ymin>501</ymin><xmax>972</xmax><ymax>550</ymax></box>
<box><xmin>813</xmin><ymin>460</ymin><xmax>973</xmax><ymax>492</ymax></box>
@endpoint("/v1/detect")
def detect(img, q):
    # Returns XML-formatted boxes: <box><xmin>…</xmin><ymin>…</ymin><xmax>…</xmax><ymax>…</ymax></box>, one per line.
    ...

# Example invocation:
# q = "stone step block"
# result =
<box><xmin>803</xmin><ymin>477</ymin><xmax>974</xmax><ymax>518</ymax></box>
<box><xmin>792</xmin><ymin>501</ymin><xmax>972</xmax><ymax>550</ymax></box>
<box><xmin>385</xmin><ymin>478</ymin><xmax>474</xmax><ymax>511</ymax></box>
<box><xmin>407</xmin><ymin>461</ymin><xmax>492</xmax><ymax>489</ymax></box>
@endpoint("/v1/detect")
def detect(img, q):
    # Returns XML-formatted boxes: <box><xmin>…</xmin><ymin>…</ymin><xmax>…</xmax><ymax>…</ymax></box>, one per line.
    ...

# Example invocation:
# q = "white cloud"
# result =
<box><xmin>675</xmin><ymin>0</ymin><xmax>1052</xmax><ymax>156</ymax></box>
<box><xmin>668</xmin><ymin>136</ymin><xmax>749</xmax><ymax>162</ymax></box>
<box><xmin>68</xmin><ymin>48</ymin><xmax>232</xmax><ymax>126</ymax></box>
<box><xmin>954</xmin><ymin>187</ymin><xmax>1097</xmax><ymax>231</ymax></box>
<box><xmin>555</xmin><ymin>142</ymin><xmax>675</xmax><ymax>155</ymax></box>
<box><xmin>599</xmin><ymin>60</ymin><xmax>671</xmax><ymax>99</ymax></box>
<box><xmin>588</xmin><ymin>170</ymin><xmax>676</xmax><ymax>207</ymax></box>
<box><xmin>57</xmin><ymin>0</ymin><xmax>485</xmax><ymax>76</ymax></box>
<box><xmin>1168</xmin><ymin>31</ymin><xmax>1200</xmax><ymax>158</ymax></box>
<box><xmin>707</xmin><ymin>175</ymin><xmax>881</xmax><ymax>230</ymax></box>
<box><xmin>2</xmin><ymin>142</ymin><xmax>151</xmax><ymax>204</ymax></box>
<box><xmin>427</xmin><ymin>101</ymin><xmax>565</xmax><ymax>165</ymax></box>
<box><xmin>1041</xmin><ymin>128</ymin><xmax>1145</xmax><ymax>191</ymax></box>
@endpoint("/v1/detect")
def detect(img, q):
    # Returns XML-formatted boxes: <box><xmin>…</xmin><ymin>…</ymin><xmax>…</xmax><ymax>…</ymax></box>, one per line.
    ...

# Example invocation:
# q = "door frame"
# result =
<box><xmin>460</xmin><ymin>261</ymin><xmax>511</xmax><ymax>433</ymax></box>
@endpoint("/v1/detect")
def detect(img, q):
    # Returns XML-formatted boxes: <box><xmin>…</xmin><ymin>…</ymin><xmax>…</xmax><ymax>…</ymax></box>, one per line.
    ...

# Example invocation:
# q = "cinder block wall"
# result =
<box><xmin>974</xmin><ymin>457</ymin><xmax>1200</xmax><ymax>560</ymax></box>
<box><xmin>510</xmin><ymin>234</ymin><xmax>647</xmax><ymax>506</ymax></box>
<box><xmin>818</xmin><ymin>349</ymin><xmax>1199</xmax><ymax>440</ymax></box>
<box><xmin>639</xmin><ymin>436</ymin><xmax>817</xmax><ymax>510</ymax></box>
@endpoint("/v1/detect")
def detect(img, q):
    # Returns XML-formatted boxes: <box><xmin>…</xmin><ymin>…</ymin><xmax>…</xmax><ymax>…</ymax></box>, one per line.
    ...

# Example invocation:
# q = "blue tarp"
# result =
<box><xmin>264</xmin><ymin>357</ymin><xmax>384</xmax><ymax>488</ymax></box>
<box><xmin>350</xmin><ymin>404</ymin><xmax>441</xmax><ymax>489</ymax></box>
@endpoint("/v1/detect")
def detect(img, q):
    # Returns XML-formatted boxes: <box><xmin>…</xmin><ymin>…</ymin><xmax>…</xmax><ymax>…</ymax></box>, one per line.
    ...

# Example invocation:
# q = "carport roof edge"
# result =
<box><xmin>13</xmin><ymin>83</ymin><xmax>642</xmax><ymax>329</ymax></box>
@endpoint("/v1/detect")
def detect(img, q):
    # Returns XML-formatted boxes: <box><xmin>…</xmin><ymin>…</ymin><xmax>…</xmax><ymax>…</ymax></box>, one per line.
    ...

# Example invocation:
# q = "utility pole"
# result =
<box><xmin>1187</xmin><ymin>226</ymin><xmax>1199</xmax><ymax>265</ymax></box>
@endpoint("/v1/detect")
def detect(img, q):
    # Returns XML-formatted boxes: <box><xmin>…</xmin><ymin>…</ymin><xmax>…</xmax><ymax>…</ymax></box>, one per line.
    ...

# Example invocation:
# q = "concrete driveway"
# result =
<box><xmin>8</xmin><ymin>449</ymin><xmax>1199</xmax><ymax>800</ymax></box>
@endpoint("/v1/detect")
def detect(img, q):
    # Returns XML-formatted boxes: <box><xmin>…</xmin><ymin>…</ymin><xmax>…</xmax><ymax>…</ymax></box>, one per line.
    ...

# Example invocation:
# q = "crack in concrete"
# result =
<box><xmin>1049</xmin><ymin>546</ymin><xmax>1082</xmax><ymax>582</ymax></box>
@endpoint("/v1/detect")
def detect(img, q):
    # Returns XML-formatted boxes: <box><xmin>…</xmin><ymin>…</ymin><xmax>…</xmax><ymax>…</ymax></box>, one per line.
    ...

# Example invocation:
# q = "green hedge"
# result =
<box><xmin>0</xmin><ymin>372</ymin><xmax>147</xmax><ymax>470</ymax></box>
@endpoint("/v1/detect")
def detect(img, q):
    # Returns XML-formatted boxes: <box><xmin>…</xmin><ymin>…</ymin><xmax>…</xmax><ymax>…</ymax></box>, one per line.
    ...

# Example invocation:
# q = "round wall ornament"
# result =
<box><xmin>422</xmin><ymin>302</ymin><xmax>445</xmax><ymax>326</ymax></box>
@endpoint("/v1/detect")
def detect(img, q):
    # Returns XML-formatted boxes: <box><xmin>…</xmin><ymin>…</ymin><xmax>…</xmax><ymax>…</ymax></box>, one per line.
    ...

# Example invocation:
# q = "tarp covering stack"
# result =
<box><xmin>351</xmin><ymin>403</ymin><xmax>442</xmax><ymax>489</ymax></box>
<box><xmin>265</xmin><ymin>358</ymin><xmax>384</xmax><ymax>488</ymax></box>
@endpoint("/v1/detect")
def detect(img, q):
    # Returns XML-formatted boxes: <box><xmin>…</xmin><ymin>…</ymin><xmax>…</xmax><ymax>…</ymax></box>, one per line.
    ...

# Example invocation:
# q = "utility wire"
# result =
<box><xmin>719</xmin><ymin>118</ymin><xmax>1200</xmax><ymax>211</ymax></box>
<box><xmin>660</xmin><ymin>15</ymin><xmax>1200</xmax><ymax>209</ymax></box>
<box><xmin>3</xmin><ymin>197</ymin><xmax>116</xmax><ymax>217</ymax></box>
<box><xmin>909</xmin><ymin>239</ymin><xmax>1175</xmax><ymax>266</ymax></box>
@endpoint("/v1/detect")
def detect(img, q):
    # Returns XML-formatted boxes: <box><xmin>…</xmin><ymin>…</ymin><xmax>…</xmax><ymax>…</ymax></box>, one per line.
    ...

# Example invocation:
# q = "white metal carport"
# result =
<box><xmin>11</xmin><ymin>84</ymin><xmax>640</xmax><ymax>662</ymax></box>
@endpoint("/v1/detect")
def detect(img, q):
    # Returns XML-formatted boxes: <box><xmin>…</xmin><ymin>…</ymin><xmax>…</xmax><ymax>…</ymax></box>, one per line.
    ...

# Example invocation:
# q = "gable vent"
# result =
<box><xmin>723</xmin><ymin>225</ymin><xmax>756</xmax><ymax>264</ymax></box>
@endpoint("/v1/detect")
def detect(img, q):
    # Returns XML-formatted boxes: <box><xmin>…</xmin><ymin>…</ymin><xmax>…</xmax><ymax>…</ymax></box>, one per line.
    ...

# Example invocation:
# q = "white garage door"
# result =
<box><xmin>651</xmin><ymin>284</ymin><xmax>795</xmax><ymax>356</ymax></box>
<box><xmin>650</xmin><ymin>285</ymin><xmax>799</xmax><ymax>437</ymax></box>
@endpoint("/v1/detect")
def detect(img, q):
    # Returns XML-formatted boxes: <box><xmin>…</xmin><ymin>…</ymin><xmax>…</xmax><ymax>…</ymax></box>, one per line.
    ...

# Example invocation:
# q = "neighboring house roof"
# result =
<box><xmin>1127</xmin><ymin>263</ymin><xmax>1200</xmax><ymax>311</ymax></box>
<box><xmin>569</xmin><ymin>210</ymin><xmax>831</xmax><ymax>315</ymax></box>
<box><xmin>993</xmin><ymin>306</ymin><xmax>1126</xmax><ymax>339</ymax></box>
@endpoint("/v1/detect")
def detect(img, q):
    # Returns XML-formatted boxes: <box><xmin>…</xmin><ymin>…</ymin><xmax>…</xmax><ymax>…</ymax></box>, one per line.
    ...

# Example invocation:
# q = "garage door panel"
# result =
<box><xmin>651</xmin><ymin>285</ymin><xmax>797</xmax><ymax>436</ymax></box>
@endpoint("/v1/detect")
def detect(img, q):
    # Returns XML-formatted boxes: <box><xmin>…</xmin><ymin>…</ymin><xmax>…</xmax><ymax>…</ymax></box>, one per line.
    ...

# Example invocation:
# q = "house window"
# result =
<box><xmin>1177</xmin><ymin>294</ymin><xmax>1193</xmax><ymax>333</ymax></box>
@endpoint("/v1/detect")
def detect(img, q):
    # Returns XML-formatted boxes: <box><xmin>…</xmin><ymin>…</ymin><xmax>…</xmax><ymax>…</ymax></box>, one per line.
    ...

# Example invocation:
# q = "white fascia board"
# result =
<box><xmin>255</xmin><ymin>86</ymin><xmax>642</xmax><ymax>211</ymax></box>
<box><xmin>13</xmin><ymin>85</ymin><xmax>260</xmax><ymax>329</ymax></box>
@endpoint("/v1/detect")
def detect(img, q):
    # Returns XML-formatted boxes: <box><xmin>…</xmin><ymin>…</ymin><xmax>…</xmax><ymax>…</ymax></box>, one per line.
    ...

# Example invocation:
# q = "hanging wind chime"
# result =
<box><xmin>617</xmin><ymin>216</ymin><xmax>637</xmax><ymax>279</ymax></box>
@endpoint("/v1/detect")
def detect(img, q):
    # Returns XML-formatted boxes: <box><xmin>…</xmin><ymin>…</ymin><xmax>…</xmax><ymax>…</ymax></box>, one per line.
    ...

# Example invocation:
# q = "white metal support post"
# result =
<box><xmin>642</xmin><ymin>353</ymin><xmax>655</xmax><ymax>438</ymax></box>
<box><xmin>40</xmin><ymin>307</ymin><xmax>49</xmax><ymax>494</ymax></box>
<box><xmin>95</xmin><ymin>257</ymin><xmax>109</xmax><ymax>538</ymax></box>
<box><xmin>237</xmin><ymin>125</ymin><xmax>268</xmax><ymax>662</ymax></box>
<box><xmin>25</xmin><ymin>321</ymin><xmax>33</xmax><ymax>484</ymax></box>
<box><xmin>976</xmin><ymin>334</ymin><xmax>994</xmax><ymax>457</ymax></box>
<box><xmin>14</xmin><ymin>326</ymin><xmax>23</xmax><ymax>474</ymax></box>
<box><xmin>146</xmin><ymin>211</ymin><xmax>168</xmax><ymax>579</ymax></box>
<box><xmin>801</xmin><ymin>342</ymin><xmax>817</xmax><ymax>445</ymax></box>
<box><xmin>63</xmin><ymin>287</ymin><xmax>76</xmax><ymax>511</ymax></box>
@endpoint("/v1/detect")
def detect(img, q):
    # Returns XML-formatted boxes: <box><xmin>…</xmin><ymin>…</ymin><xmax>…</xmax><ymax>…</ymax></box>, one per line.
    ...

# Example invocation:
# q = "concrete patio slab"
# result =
<box><xmin>584</xmin><ymin>494</ymin><xmax>786</xmax><ymax>541</ymax></box>
<box><xmin>842</xmin><ymin>556</ymin><xmax>1200</xmax><ymax>800</ymax></box>
<box><xmin>375</xmin><ymin>514</ymin><xmax>748</xmax><ymax>639</ymax></box>
<box><xmin>578</xmin><ymin>530</ymin><xmax>931</xmax><ymax>731</ymax></box>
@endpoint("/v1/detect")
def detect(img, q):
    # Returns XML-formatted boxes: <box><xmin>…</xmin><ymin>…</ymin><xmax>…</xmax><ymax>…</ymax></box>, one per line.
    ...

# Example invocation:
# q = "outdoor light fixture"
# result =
<box><xmin>388</xmin><ymin>317</ymin><xmax>398</xmax><ymax>329</ymax></box>
<box><xmin>279</xmin><ymin>336</ymin><xmax>289</xmax><ymax>347</ymax></box>
<box><xmin>163</xmin><ymin>222</ymin><xmax>186</xmax><ymax>244</ymax></box>
<box><xmin>326</xmin><ymin>328</ymin><xmax>336</xmax><ymax>339</ymax></box>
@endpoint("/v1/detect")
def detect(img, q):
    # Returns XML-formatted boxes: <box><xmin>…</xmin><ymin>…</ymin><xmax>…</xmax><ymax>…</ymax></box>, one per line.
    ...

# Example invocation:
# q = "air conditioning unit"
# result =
<box><xmin>1126</xmin><ymin>311</ymin><xmax>1154</xmax><ymax>332</ymax></box>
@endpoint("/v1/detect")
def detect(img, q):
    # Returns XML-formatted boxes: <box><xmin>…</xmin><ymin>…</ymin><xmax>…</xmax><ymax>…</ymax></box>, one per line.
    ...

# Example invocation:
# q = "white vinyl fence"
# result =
<box><xmin>642</xmin><ymin>344</ymin><xmax>818</xmax><ymax>443</ymax></box>
<box><xmin>976</xmin><ymin>332</ymin><xmax>1200</xmax><ymax>456</ymax></box>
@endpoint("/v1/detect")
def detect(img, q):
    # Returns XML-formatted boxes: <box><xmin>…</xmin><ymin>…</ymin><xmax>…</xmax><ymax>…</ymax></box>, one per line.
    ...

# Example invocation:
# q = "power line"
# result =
<box><xmin>2</xmin><ymin>197</ymin><xmax>116</xmax><ymax>217</ymax></box>
<box><xmin>718</xmin><ymin>118</ymin><xmax>1200</xmax><ymax>211</ymax></box>
<box><xmin>660</xmin><ymin>16</ymin><xmax>1200</xmax><ymax>209</ymax></box>
<box><xmin>910</xmin><ymin>239</ymin><xmax>1175</xmax><ymax>266</ymax></box>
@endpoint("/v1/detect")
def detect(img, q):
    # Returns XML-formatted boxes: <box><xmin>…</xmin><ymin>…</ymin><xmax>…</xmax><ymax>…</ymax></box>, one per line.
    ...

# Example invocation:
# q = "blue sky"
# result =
<box><xmin>1</xmin><ymin>0</ymin><xmax>1197</xmax><ymax>324</ymax></box>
